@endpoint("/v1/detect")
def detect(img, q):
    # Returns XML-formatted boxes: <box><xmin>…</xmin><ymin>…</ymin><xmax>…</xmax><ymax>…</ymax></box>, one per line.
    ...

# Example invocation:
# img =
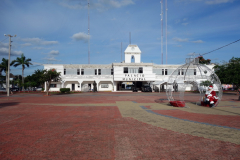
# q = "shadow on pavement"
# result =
<box><xmin>0</xmin><ymin>102</ymin><xmax>19</xmax><ymax>109</ymax></box>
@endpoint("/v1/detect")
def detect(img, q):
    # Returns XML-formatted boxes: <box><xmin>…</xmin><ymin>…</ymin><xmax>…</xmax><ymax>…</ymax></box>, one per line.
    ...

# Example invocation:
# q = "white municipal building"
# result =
<box><xmin>43</xmin><ymin>44</ymin><xmax>214</xmax><ymax>92</ymax></box>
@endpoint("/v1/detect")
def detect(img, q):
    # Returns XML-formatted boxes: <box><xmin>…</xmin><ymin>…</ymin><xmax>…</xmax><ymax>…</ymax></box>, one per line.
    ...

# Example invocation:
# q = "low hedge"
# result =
<box><xmin>60</xmin><ymin>88</ymin><xmax>70</xmax><ymax>93</ymax></box>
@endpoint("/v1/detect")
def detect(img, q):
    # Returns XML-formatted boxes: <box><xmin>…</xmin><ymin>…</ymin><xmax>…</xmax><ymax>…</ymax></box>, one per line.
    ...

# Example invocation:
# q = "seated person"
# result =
<box><xmin>204</xmin><ymin>85</ymin><xmax>218</xmax><ymax>107</ymax></box>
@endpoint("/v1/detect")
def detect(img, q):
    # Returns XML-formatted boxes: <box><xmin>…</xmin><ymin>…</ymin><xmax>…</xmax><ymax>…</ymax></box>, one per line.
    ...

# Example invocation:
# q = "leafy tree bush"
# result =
<box><xmin>198</xmin><ymin>56</ymin><xmax>211</xmax><ymax>65</ymax></box>
<box><xmin>42</xmin><ymin>69</ymin><xmax>61</xmax><ymax>96</ymax></box>
<box><xmin>200</xmin><ymin>80</ymin><xmax>213</xmax><ymax>87</ymax></box>
<box><xmin>214</xmin><ymin>57</ymin><xmax>240</xmax><ymax>100</ymax></box>
<box><xmin>60</xmin><ymin>88</ymin><xmax>70</xmax><ymax>93</ymax></box>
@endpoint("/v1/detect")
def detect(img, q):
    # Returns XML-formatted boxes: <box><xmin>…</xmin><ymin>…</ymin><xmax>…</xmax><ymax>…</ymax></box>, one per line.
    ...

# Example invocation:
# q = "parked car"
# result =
<box><xmin>36</xmin><ymin>87</ymin><xmax>43</xmax><ymax>91</ymax></box>
<box><xmin>142</xmin><ymin>86</ymin><xmax>152</xmax><ymax>92</ymax></box>
<box><xmin>0</xmin><ymin>88</ymin><xmax>6</xmax><ymax>92</ymax></box>
<box><xmin>11</xmin><ymin>87</ymin><xmax>19</xmax><ymax>91</ymax></box>
<box><xmin>132</xmin><ymin>87</ymin><xmax>138</xmax><ymax>92</ymax></box>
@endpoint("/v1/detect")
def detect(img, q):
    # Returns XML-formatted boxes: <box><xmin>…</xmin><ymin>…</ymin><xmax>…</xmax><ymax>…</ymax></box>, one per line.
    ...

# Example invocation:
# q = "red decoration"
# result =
<box><xmin>170</xmin><ymin>101</ymin><xmax>185</xmax><ymax>107</ymax></box>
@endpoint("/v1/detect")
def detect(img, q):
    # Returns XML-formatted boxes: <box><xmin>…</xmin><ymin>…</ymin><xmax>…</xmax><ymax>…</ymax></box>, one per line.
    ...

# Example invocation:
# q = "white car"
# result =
<box><xmin>36</xmin><ymin>88</ymin><xmax>43</xmax><ymax>91</ymax></box>
<box><xmin>0</xmin><ymin>88</ymin><xmax>6</xmax><ymax>92</ymax></box>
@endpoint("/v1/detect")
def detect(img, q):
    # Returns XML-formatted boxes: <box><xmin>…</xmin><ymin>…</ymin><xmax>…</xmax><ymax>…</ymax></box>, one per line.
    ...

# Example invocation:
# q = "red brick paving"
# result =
<box><xmin>152</xmin><ymin>109</ymin><xmax>240</xmax><ymax>129</ymax></box>
<box><xmin>114</xmin><ymin>117</ymin><xmax>240</xmax><ymax>160</ymax></box>
<box><xmin>0</xmin><ymin>92</ymin><xmax>240</xmax><ymax>159</ymax></box>
<box><xmin>0</xmin><ymin>105</ymin><xmax>119</xmax><ymax>159</ymax></box>
<box><xmin>1</xmin><ymin>104</ymin><xmax>240</xmax><ymax>159</ymax></box>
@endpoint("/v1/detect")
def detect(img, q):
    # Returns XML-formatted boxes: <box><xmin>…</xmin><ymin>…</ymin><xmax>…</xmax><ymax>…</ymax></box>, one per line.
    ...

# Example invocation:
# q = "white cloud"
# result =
<box><xmin>192</xmin><ymin>40</ymin><xmax>204</xmax><ymax>43</ymax></box>
<box><xmin>21</xmin><ymin>43</ymin><xmax>32</xmax><ymax>47</ymax></box>
<box><xmin>32</xmin><ymin>47</ymin><xmax>44</xmax><ymax>50</ymax></box>
<box><xmin>0</xmin><ymin>43</ymin><xmax>8</xmax><ymax>48</ymax></box>
<box><xmin>182</xmin><ymin>22</ymin><xmax>189</xmax><ymax>26</ymax></box>
<box><xmin>0</xmin><ymin>48</ymin><xmax>22</xmax><ymax>56</ymax></box>
<box><xmin>49</xmin><ymin>50</ymin><xmax>59</xmax><ymax>55</ymax></box>
<box><xmin>41</xmin><ymin>41</ymin><xmax>58</xmax><ymax>45</ymax></box>
<box><xmin>21</xmin><ymin>38</ymin><xmax>58</xmax><ymax>45</ymax></box>
<box><xmin>175</xmin><ymin>19</ymin><xmax>181</xmax><ymax>24</ymax></box>
<box><xmin>56</xmin><ymin>0</ymin><xmax>134</xmax><ymax>11</ymax></box>
<box><xmin>71</xmin><ymin>32</ymin><xmax>90</xmax><ymax>42</ymax></box>
<box><xmin>175</xmin><ymin>0</ymin><xmax>235</xmax><ymax>4</ymax></box>
<box><xmin>43</xmin><ymin>57</ymin><xmax>59</xmax><ymax>61</ymax></box>
<box><xmin>32</xmin><ymin>61</ymin><xmax>43</xmax><ymax>65</ymax></box>
<box><xmin>100</xmin><ymin>0</ymin><xmax>134</xmax><ymax>8</ymax></box>
<box><xmin>58</xmin><ymin>2</ymin><xmax>84</xmax><ymax>9</ymax></box>
<box><xmin>205</xmin><ymin>0</ymin><xmax>235</xmax><ymax>5</ymax></box>
<box><xmin>172</xmin><ymin>37</ymin><xmax>189</xmax><ymax>42</ymax></box>
<box><xmin>176</xmin><ymin>45</ymin><xmax>182</xmax><ymax>47</ymax></box>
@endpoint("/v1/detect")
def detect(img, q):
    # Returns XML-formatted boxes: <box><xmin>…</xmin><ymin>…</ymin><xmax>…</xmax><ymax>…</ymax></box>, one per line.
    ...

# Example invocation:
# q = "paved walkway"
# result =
<box><xmin>0</xmin><ymin>92</ymin><xmax>240</xmax><ymax>159</ymax></box>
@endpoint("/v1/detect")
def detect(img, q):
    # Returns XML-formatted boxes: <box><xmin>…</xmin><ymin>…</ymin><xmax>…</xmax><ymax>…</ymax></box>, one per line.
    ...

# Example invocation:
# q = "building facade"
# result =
<box><xmin>43</xmin><ymin>44</ymin><xmax>215</xmax><ymax>92</ymax></box>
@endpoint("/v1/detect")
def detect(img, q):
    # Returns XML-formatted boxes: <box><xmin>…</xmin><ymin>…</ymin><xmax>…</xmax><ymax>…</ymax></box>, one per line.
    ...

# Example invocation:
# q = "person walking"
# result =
<box><xmin>9</xmin><ymin>88</ymin><xmax>13</xmax><ymax>95</ymax></box>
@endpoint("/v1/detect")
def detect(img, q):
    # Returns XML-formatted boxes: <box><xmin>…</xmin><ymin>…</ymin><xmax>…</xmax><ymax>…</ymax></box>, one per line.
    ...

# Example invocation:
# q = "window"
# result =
<box><xmin>138</xmin><ymin>67</ymin><xmax>143</xmax><ymax>73</ymax></box>
<box><xmin>181</xmin><ymin>69</ymin><xmax>184</xmax><ymax>75</ymax></box>
<box><xmin>124</xmin><ymin>67</ymin><xmax>128</xmax><ymax>73</ymax></box>
<box><xmin>162</xmin><ymin>69</ymin><xmax>164</xmax><ymax>75</ymax></box>
<box><xmin>178</xmin><ymin>69</ymin><xmax>180</xmax><ymax>75</ymax></box>
<box><xmin>64</xmin><ymin>69</ymin><xmax>66</xmax><ymax>75</ymax></box>
<box><xmin>81</xmin><ymin>69</ymin><xmax>84</xmax><ymax>75</ymax></box>
<box><xmin>129</xmin><ymin>68</ymin><xmax>138</xmax><ymax>73</ymax></box>
<box><xmin>101</xmin><ymin>84</ymin><xmax>108</xmax><ymax>88</ymax></box>
<box><xmin>50</xmin><ymin>84</ymin><xmax>57</xmax><ymax>88</ymax></box>
<box><xmin>165</xmin><ymin>69</ymin><xmax>168</xmax><ymax>75</ymax></box>
<box><xmin>98</xmin><ymin>69</ymin><xmax>101</xmax><ymax>75</ymax></box>
<box><xmin>131</xmin><ymin>55</ymin><xmax>135</xmax><ymax>63</ymax></box>
<box><xmin>95</xmin><ymin>69</ymin><xmax>97</xmax><ymax>75</ymax></box>
<box><xmin>111</xmin><ymin>69</ymin><xmax>114</xmax><ymax>75</ymax></box>
<box><xmin>194</xmin><ymin>69</ymin><xmax>196</xmax><ymax>75</ymax></box>
<box><xmin>77</xmin><ymin>69</ymin><xmax>80</xmax><ymax>75</ymax></box>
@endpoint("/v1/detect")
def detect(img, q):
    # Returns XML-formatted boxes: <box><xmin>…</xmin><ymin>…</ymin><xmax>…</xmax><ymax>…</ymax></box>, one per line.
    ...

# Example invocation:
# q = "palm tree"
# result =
<box><xmin>0</xmin><ymin>58</ymin><xmax>14</xmax><ymax>89</ymax></box>
<box><xmin>12</xmin><ymin>54</ymin><xmax>33</xmax><ymax>89</ymax></box>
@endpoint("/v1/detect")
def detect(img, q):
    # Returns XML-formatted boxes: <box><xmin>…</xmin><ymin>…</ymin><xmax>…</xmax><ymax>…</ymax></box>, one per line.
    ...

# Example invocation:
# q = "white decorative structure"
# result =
<box><xmin>166</xmin><ymin>58</ymin><xmax>223</xmax><ymax>107</ymax></box>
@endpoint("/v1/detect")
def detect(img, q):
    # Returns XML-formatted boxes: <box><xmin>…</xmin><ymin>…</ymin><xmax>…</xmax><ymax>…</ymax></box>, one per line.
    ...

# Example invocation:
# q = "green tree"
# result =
<box><xmin>12</xmin><ymin>53</ymin><xmax>33</xmax><ymax>90</ymax></box>
<box><xmin>42</xmin><ymin>69</ymin><xmax>61</xmax><ymax>96</ymax></box>
<box><xmin>33</xmin><ymin>69</ymin><xmax>45</xmax><ymax>88</ymax></box>
<box><xmin>0</xmin><ymin>58</ymin><xmax>14</xmax><ymax>89</ymax></box>
<box><xmin>200</xmin><ymin>80</ymin><xmax>213</xmax><ymax>87</ymax></box>
<box><xmin>198</xmin><ymin>56</ymin><xmax>211</xmax><ymax>65</ymax></box>
<box><xmin>214</xmin><ymin>57</ymin><xmax>240</xmax><ymax>100</ymax></box>
<box><xmin>24</xmin><ymin>75</ymin><xmax>38</xmax><ymax>90</ymax></box>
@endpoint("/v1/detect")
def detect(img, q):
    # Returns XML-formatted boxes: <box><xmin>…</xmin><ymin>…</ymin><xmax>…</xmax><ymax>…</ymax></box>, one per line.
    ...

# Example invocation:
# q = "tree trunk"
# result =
<box><xmin>46</xmin><ymin>82</ymin><xmax>49</xmax><ymax>96</ymax></box>
<box><xmin>22</xmin><ymin>67</ymin><xmax>24</xmax><ymax>91</ymax></box>
<box><xmin>238</xmin><ymin>90</ymin><xmax>240</xmax><ymax>101</ymax></box>
<box><xmin>46</xmin><ymin>81</ymin><xmax>51</xmax><ymax>96</ymax></box>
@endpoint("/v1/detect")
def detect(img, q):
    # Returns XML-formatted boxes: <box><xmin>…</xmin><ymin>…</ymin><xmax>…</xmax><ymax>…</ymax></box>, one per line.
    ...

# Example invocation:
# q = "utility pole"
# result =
<box><xmin>165</xmin><ymin>0</ymin><xmax>168</xmax><ymax>64</ymax></box>
<box><xmin>88</xmin><ymin>0</ymin><xmax>90</xmax><ymax>64</ymax></box>
<box><xmin>129</xmin><ymin>32</ymin><xmax>131</xmax><ymax>44</ymax></box>
<box><xmin>160</xmin><ymin>0</ymin><xmax>163</xmax><ymax>64</ymax></box>
<box><xmin>4</xmin><ymin>34</ymin><xmax>16</xmax><ymax>96</ymax></box>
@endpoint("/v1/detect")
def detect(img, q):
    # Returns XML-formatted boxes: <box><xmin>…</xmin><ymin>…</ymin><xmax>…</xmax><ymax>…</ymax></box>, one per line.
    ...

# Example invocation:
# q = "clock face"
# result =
<box><xmin>131</xmin><ymin>47</ymin><xmax>135</xmax><ymax>51</ymax></box>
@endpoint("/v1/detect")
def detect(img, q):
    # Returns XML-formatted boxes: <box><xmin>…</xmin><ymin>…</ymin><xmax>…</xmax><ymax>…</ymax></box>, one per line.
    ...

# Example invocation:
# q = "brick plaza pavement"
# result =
<box><xmin>0</xmin><ymin>92</ymin><xmax>240</xmax><ymax>159</ymax></box>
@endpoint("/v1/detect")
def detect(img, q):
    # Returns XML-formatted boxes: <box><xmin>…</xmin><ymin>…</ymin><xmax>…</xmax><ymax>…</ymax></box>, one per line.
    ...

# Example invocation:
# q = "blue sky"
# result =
<box><xmin>0</xmin><ymin>0</ymin><xmax>240</xmax><ymax>76</ymax></box>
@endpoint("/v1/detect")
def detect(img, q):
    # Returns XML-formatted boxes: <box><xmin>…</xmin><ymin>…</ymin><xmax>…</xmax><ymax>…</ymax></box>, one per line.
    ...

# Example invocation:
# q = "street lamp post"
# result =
<box><xmin>4</xmin><ymin>34</ymin><xmax>16</xmax><ymax>96</ymax></box>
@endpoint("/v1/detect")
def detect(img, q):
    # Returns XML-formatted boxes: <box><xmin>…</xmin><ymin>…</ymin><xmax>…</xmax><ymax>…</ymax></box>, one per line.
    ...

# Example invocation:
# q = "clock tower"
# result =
<box><xmin>124</xmin><ymin>44</ymin><xmax>141</xmax><ymax>63</ymax></box>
